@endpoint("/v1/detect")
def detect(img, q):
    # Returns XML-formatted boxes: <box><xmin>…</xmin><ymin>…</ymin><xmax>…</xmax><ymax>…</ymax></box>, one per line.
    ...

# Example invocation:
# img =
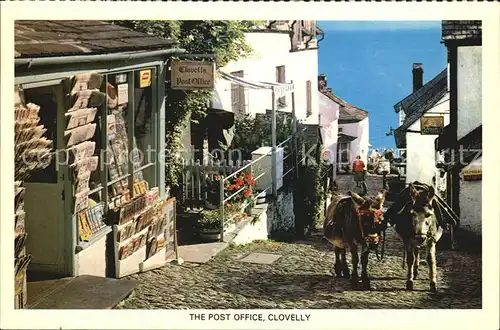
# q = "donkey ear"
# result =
<box><xmin>379</xmin><ymin>189</ymin><xmax>387</xmax><ymax>197</ymax></box>
<box><xmin>348</xmin><ymin>191</ymin><xmax>365</xmax><ymax>206</ymax></box>
<box><xmin>427</xmin><ymin>186</ymin><xmax>435</xmax><ymax>200</ymax></box>
<box><xmin>409</xmin><ymin>183</ymin><xmax>418</xmax><ymax>200</ymax></box>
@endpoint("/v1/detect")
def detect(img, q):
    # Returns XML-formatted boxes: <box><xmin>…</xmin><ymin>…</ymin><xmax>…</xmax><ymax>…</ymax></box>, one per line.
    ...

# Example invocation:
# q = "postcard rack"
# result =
<box><xmin>63</xmin><ymin>73</ymin><xmax>109</xmax><ymax>244</ymax></box>
<box><xmin>14</xmin><ymin>86</ymin><xmax>53</xmax><ymax>309</ymax></box>
<box><xmin>111</xmin><ymin>194</ymin><xmax>177</xmax><ymax>278</ymax></box>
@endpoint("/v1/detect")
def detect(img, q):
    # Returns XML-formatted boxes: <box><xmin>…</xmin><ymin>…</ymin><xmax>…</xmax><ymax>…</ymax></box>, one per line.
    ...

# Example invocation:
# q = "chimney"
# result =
<box><xmin>412</xmin><ymin>63</ymin><xmax>423</xmax><ymax>92</ymax></box>
<box><xmin>318</xmin><ymin>74</ymin><xmax>327</xmax><ymax>91</ymax></box>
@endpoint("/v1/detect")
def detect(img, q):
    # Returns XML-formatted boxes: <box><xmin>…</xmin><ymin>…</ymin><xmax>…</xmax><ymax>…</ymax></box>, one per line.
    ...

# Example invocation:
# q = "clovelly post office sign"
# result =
<box><xmin>420</xmin><ymin>116</ymin><xmax>444</xmax><ymax>135</ymax></box>
<box><xmin>171</xmin><ymin>60</ymin><xmax>215</xmax><ymax>90</ymax></box>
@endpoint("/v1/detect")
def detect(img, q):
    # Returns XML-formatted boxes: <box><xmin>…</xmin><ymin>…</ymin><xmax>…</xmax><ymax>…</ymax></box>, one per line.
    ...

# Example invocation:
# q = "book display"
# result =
<box><xmin>111</xmin><ymin>194</ymin><xmax>177</xmax><ymax>278</ymax></box>
<box><xmin>14</xmin><ymin>86</ymin><xmax>53</xmax><ymax>309</ymax></box>
<box><xmin>62</xmin><ymin>73</ymin><xmax>108</xmax><ymax>243</ymax></box>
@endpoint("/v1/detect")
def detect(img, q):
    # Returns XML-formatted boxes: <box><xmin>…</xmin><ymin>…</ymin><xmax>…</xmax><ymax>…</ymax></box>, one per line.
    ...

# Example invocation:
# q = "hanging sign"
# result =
<box><xmin>421</xmin><ymin>116</ymin><xmax>444</xmax><ymax>135</ymax></box>
<box><xmin>139</xmin><ymin>70</ymin><xmax>152</xmax><ymax>88</ymax></box>
<box><xmin>171</xmin><ymin>60</ymin><xmax>215</xmax><ymax>90</ymax></box>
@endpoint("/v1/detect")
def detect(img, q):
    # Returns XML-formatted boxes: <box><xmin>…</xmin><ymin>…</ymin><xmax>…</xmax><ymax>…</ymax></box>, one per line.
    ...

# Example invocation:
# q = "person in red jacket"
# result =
<box><xmin>352</xmin><ymin>155</ymin><xmax>366</xmax><ymax>188</ymax></box>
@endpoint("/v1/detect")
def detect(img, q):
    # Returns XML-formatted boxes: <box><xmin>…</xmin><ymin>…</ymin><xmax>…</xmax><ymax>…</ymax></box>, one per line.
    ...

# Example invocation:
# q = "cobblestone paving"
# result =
<box><xmin>118</xmin><ymin>175</ymin><xmax>481</xmax><ymax>309</ymax></box>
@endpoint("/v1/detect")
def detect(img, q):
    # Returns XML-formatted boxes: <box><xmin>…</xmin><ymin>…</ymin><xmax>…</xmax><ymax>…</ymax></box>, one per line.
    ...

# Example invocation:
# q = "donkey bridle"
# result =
<box><xmin>356</xmin><ymin>209</ymin><xmax>386</xmax><ymax>261</ymax></box>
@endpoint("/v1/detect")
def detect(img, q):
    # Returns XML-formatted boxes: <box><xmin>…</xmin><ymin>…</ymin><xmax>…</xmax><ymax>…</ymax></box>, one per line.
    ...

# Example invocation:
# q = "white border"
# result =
<box><xmin>1</xmin><ymin>2</ymin><xmax>499</xmax><ymax>330</ymax></box>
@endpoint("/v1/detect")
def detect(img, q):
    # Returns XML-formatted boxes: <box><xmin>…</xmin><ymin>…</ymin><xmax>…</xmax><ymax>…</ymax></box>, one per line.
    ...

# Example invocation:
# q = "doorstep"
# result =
<box><xmin>27</xmin><ymin>275</ymin><xmax>138</xmax><ymax>309</ymax></box>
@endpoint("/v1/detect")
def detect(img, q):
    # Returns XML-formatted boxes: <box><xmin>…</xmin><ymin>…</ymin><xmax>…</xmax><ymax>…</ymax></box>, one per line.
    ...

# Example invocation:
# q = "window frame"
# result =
<box><xmin>230</xmin><ymin>70</ymin><xmax>246</xmax><ymax>115</ymax></box>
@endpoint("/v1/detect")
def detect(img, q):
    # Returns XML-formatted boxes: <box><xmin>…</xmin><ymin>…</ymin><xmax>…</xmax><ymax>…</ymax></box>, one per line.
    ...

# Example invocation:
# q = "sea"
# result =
<box><xmin>317</xmin><ymin>24</ymin><xmax>447</xmax><ymax>151</ymax></box>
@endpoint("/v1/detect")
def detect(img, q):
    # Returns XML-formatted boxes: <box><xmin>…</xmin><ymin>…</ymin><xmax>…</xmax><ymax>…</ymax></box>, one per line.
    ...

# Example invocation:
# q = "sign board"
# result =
<box><xmin>171</xmin><ymin>60</ymin><xmax>215</xmax><ymax>90</ymax></box>
<box><xmin>421</xmin><ymin>116</ymin><xmax>444</xmax><ymax>135</ymax></box>
<box><xmin>139</xmin><ymin>70</ymin><xmax>152</xmax><ymax>88</ymax></box>
<box><xmin>462</xmin><ymin>169</ymin><xmax>482</xmax><ymax>181</ymax></box>
<box><xmin>117</xmin><ymin>83</ymin><xmax>128</xmax><ymax>105</ymax></box>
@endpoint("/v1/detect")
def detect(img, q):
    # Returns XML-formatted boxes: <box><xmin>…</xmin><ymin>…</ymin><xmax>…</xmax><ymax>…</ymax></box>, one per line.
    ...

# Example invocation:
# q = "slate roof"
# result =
<box><xmin>320</xmin><ymin>88</ymin><xmax>368</xmax><ymax>124</ymax></box>
<box><xmin>393</xmin><ymin>68</ymin><xmax>448</xmax><ymax>148</ymax></box>
<box><xmin>442</xmin><ymin>20</ymin><xmax>482</xmax><ymax>43</ymax></box>
<box><xmin>15</xmin><ymin>20</ymin><xmax>177</xmax><ymax>58</ymax></box>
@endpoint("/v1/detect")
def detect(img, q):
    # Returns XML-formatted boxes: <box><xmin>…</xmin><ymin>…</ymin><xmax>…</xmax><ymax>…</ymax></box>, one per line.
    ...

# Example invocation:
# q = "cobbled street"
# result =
<box><xmin>118</xmin><ymin>175</ymin><xmax>482</xmax><ymax>309</ymax></box>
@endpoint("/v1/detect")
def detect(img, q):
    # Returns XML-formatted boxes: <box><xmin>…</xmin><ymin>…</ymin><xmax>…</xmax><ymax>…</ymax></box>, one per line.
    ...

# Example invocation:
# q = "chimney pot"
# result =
<box><xmin>412</xmin><ymin>63</ymin><xmax>424</xmax><ymax>92</ymax></box>
<box><xmin>318</xmin><ymin>74</ymin><xmax>327</xmax><ymax>91</ymax></box>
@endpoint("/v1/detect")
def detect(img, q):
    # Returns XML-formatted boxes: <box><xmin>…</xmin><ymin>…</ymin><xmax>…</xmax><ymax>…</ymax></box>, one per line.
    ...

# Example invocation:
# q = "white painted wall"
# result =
<box><xmin>405</xmin><ymin>94</ymin><xmax>450</xmax><ymax>185</ymax></box>
<box><xmin>214</xmin><ymin>32</ymin><xmax>319</xmax><ymax>121</ymax></box>
<box><xmin>318</xmin><ymin>91</ymin><xmax>339</xmax><ymax>165</ymax></box>
<box><xmin>458</xmin><ymin>156</ymin><xmax>482</xmax><ymax>235</ymax></box>
<box><xmin>339</xmin><ymin>117</ymin><xmax>369</xmax><ymax>165</ymax></box>
<box><xmin>457</xmin><ymin>46</ymin><xmax>482</xmax><ymax>141</ymax></box>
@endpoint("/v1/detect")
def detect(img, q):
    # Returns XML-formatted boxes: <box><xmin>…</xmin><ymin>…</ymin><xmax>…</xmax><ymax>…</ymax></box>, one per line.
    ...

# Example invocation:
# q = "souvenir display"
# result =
<box><xmin>14</xmin><ymin>86</ymin><xmax>53</xmax><ymax>309</ymax></box>
<box><xmin>61</xmin><ymin>73</ymin><xmax>107</xmax><ymax>243</ymax></box>
<box><xmin>113</xmin><ymin>196</ymin><xmax>177</xmax><ymax>278</ymax></box>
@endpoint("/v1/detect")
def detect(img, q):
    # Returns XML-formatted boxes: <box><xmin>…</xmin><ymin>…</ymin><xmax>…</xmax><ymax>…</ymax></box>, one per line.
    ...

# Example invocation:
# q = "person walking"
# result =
<box><xmin>352</xmin><ymin>155</ymin><xmax>366</xmax><ymax>188</ymax></box>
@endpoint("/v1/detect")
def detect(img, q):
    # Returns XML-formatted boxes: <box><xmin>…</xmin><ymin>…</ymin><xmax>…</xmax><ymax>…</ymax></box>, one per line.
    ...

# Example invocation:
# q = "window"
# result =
<box><xmin>230</xmin><ymin>70</ymin><xmax>246</xmax><ymax>115</ymax></box>
<box><xmin>338</xmin><ymin>142</ymin><xmax>350</xmax><ymax>163</ymax></box>
<box><xmin>306</xmin><ymin>80</ymin><xmax>312</xmax><ymax>117</ymax></box>
<box><xmin>276</xmin><ymin>66</ymin><xmax>286</xmax><ymax>108</ymax></box>
<box><xmin>104</xmin><ymin>69</ymin><xmax>157</xmax><ymax>209</ymax></box>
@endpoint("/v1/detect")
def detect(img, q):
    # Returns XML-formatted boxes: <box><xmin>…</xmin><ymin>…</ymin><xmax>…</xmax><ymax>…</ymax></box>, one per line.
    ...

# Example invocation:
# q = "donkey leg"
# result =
<box><xmin>360</xmin><ymin>247</ymin><xmax>371</xmax><ymax>290</ymax></box>
<box><xmin>427</xmin><ymin>243</ymin><xmax>438</xmax><ymax>293</ymax></box>
<box><xmin>405</xmin><ymin>243</ymin><xmax>415</xmax><ymax>290</ymax></box>
<box><xmin>413</xmin><ymin>247</ymin><xmax>421</xmax><ymax>280</ymax></box>
<box><xmin>350</xmin><ymin>245</ymin><xmax>360</xmax><ymax>289</ymax></box>
<box><xmin>341</xmin><ymin>249</ymin><xmax>350</xmax><ymax>278</ymax></box>
<box><xmin>334</xmin><ymin>247</ymin><xmax>343</xmax><ymax>278</ymax></box>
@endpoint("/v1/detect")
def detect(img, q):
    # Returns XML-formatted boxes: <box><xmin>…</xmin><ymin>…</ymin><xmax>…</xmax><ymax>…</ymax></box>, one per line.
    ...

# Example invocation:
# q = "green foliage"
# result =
<box><xmin>113</xmin><ymin>20</ymin><xmax>259</xmax><ymax>187</ymax></box>
<box><xmin>230</xmin><ymin>113</ymin><xmax>293</xmax><ymax>160</ymax></box>
<box><xmin>294</xmin><ymin>164</ymin><xmax>327</xmax><ymax>233</ymax></box>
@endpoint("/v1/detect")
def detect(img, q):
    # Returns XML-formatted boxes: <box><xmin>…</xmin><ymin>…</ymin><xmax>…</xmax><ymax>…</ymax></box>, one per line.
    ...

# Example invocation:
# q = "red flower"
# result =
<box><xmin>229</xmin><ymin>184</ymin><xmax>236</xmax><ymax>191</ymax></box>
<box><xmin>244</xmin><ymin>189</ymin><xmax>252</xmax><ymax>198</ymax></box>
<box><xmin>214</xmin><ymin>175</ymin><xmax>221</xmax><ymax>180</ymax></box>
<box><xmin>235</xmin><ymin>177</ymin><xmax>244</xmax><ymax>187</ymax></box>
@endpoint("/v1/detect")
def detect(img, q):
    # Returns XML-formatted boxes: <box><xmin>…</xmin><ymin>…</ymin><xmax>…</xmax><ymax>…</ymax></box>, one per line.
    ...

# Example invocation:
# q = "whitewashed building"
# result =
<box><xmin>436</xmin><ymin>21</ymin><xmax>482</xmax><ymax>236</ymax></box>
<box><xmin>318</xmin><ymin>75</ymin><xmax>369</xmax><ymax>172</ymax></box>
<box><xmin>393</xmin><ymin>64</ymin><xmax>450</xmax><ymax>189</ymax></box>
<box><xmin>213</xmin><ymin>21</ymin><xmax>323</xmax><ymax>122</ymax></box>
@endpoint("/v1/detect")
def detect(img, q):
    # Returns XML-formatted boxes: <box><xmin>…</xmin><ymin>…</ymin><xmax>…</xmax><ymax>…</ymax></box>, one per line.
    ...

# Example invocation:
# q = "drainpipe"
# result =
<box><xmin>15</xmin><ymin>48</ymin><xmax>187</xmax><ymax>68</ymax></box>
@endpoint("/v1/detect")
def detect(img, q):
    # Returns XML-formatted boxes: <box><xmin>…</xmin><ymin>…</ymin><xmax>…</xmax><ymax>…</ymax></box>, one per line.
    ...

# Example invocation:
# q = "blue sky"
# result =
<box><xmin>317</xmin><ymin>21</ymin><xmax>447</xmax><ymax>150</ymax></box>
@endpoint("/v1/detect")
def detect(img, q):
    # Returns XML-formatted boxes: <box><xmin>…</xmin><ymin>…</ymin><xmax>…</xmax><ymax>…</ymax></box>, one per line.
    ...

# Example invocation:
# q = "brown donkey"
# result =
<box><xmin>392</xmin><ymin>183</ymin><xmax>443</xmax><ymax>293</ymax></box>
<box><xmin>323</xmin><ymin>190</ymin><xmax>387</xmax><ymax>290</ymax></box>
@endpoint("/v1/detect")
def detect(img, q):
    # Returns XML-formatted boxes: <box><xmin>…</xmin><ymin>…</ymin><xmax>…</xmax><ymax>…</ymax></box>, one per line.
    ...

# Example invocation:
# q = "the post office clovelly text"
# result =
<box><xmin>189</xmin><ymin>312</ymin><xmax>311</xmax><ymax>322</ymax></box>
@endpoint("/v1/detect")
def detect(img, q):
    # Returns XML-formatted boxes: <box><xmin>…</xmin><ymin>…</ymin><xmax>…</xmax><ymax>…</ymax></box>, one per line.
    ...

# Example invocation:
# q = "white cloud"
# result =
<box><xmin>318</xmin><ymin>21</ymin><xmax>441</xmax><ymax>32</ymax></box>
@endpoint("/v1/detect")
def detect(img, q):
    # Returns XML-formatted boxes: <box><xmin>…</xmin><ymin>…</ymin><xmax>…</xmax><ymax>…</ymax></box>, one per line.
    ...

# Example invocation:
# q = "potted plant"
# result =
<box><xmin>199</xmin><ymin>208</ymin><xmax>224</xmax><ymax>241</ymax></box>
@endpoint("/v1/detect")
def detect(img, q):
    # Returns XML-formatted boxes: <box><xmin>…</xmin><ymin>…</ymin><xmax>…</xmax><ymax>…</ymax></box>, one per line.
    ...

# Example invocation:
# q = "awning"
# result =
<box><xmin>218</xmin><ymin>70</ymin><xmax>294</xmax><ymax>97</ymax></box>
<box><xmin>338</xmin><ymin>133</ymin><xmax>358</xmax><ymax>143</ymax></box>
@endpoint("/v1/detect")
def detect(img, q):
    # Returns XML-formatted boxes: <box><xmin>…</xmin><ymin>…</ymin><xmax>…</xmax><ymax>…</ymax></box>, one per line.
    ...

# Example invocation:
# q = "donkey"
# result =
<box><xmin>391</xmin><ymin>183</ymin><xmax>443</xmax><ymax>293</ymax></box>
<box><xmin>323</xmin><ymin>189</ymin><xmax>387</xmax><ymax>290</ymax></box>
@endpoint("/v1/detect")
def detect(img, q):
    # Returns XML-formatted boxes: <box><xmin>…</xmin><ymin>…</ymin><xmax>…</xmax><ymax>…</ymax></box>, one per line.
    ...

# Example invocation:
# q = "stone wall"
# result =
<box><xmin>267</xmin><ymin>191</ymin><xmax>295</xmax><ymax>240</ymax></box>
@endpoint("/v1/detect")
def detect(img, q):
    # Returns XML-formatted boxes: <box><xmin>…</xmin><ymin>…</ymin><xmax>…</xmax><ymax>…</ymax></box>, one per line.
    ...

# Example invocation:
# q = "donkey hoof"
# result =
<box><xmin>361</xmin><ymin>278</ymin><xmax>371</xmax><ymax>290</ymax></box>
<box><xmin>350</xmin><ymin>277</ymin><xmax>359</xmax><ymax>289</ymax></box>
<box><xmin>342</xmin><ymin>269</ymin><xmax>351</xmax><ymax>278</ymax></box>
<box><xmin>406</xmin><ymin>280</ymin><xmax>414</xmax><ymax>291</ymax></box>
<box><xmin>413</xmin><ymin>272</ymin><xmax>418</xmax><ymax>280</ymax></box>
<box><xmin>429</xmin><ymin>282</ymin><xmax>437</xmax><ymax>293</ymax></box>
<box><xmin>335</xmin><ymin>271</ymin><xmax>343</xmax><ymax>278</ymax></box>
